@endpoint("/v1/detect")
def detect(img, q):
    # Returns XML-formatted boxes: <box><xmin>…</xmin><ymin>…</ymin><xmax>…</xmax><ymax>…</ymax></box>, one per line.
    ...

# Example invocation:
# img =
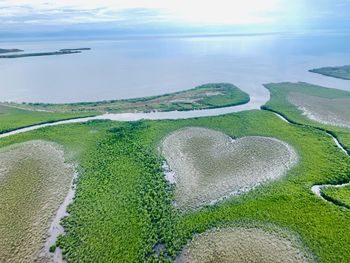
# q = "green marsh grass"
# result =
<box><xmin>0</xmin><ymin>104</ymin><xmax>96</xmax><ymax>134</ymax></box>
<box><xmin>1</xmin><ymin>111</ymin><xmax>350</xmax><ymax>262</ymax></box>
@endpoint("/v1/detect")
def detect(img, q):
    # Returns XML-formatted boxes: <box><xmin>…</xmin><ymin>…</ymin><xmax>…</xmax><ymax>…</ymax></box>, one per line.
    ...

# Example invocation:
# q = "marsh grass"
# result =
<box><xmin>0</xmin><ymin>105</ymin><xmax>96</xmax><ymax>134</ymax></box>
<box><xmin>321</xmin><ymin>185</ymin><xmax>350</xmax><ymax>209</ymax></box>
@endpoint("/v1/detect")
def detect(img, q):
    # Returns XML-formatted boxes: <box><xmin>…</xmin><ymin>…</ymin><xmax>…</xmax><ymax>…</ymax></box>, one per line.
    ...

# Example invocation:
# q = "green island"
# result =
<box><xmin>1</xmin><ymin>109</ymin><xmax>350</xmax><ymax>262</ymax></box>
<box><xmin>3</xmin><ymin>83</ymin><xmax>250</xmax><ymax>113</ymax></box>
<box><xmin>0</xmin><ymin>104</ymin><xmax>97</xmax><ymax>134</ymax></box>
<box><xmin>310</xmin><ymin>65</ymin><xmax>350</xmax><ymax>80</ymax></box>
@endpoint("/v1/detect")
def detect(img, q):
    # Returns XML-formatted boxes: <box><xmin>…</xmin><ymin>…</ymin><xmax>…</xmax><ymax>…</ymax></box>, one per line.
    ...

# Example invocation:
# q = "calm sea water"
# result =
<box><xmin>1</xmin><ymin>32</ymin><xmax>350</xmax><ymax>107</ymax></box>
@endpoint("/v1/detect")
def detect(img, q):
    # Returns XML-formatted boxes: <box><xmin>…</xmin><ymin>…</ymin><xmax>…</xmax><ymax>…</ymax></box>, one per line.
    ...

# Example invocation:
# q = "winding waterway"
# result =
<box><xmin>271</xmin><ymin>112</ymin><xmax>350</xmax><ymax>207</ymax></box>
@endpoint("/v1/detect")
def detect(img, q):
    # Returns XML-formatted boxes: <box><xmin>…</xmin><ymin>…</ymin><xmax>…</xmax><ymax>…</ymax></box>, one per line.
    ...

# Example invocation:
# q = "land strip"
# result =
<box><xmin>310</xmin><ymin>65</ymin><xmax>350</xmax><ymax>80</ymax></box>
<box><xmin>3</xmin><ymin>83</ymin><xmax>249</xmax><ymax>113</ymax></box>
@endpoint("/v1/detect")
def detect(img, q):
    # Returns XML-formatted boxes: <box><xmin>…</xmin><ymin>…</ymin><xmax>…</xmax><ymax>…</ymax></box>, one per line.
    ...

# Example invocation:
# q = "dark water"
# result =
<box><xmin>1</xmin><ymin>32</ymin><xmax>350</xmax><ymax>104</ymax></box>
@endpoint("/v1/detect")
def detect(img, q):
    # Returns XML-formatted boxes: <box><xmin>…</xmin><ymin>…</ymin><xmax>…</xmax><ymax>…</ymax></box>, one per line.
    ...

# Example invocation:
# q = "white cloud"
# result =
<box><xmin>0</xmin><ymin>0</ymin><xmax>349</xmax><ymax>31</ymax></box>
<box><xmin>0</xmin><ymin>0</ymin><xmax>284</xmax><ymax>26</ymax></box>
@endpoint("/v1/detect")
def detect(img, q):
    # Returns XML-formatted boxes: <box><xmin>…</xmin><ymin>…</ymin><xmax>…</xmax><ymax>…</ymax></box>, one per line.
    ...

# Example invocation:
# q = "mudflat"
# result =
<box><xmin>162</xmin><ymin>127</ymin><xmax>298</xmax><ymax>209</ymax></box>
<box><xmin>0</xmin><ymin>140</ymin><xmax>74</xmax><ymax>262</ymax></box>
<box><xmin>177</xmin><ymin>226</ymin><xmax>313</xmax><ymax>263</ymax></box>
<box><xmin>288</xmin><ymin>92</ymin><xmax>350</xmax><ymax>128</ymax></box>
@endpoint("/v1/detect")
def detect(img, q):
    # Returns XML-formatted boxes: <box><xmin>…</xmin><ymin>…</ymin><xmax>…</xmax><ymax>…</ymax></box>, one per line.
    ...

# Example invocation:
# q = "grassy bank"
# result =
<box><xmin>262</xmin><ymin>82</ymin><xmax>350</xmax><ymax>151</ymax></box>
<box><xmin>0</xmin><ymin>105</ymin><xmax>97</xmax><ymax>134</ymax></box>
<box><xmin>1</xmin><ymin>110</ymin><xmax>350</xmax><ymax>262</ymax></box>
<box><xmin>321</xmin><ymin>185</ymin><xmax>350</xmax><ymax>209</ymax></box>
<box><xmin>310</xmin><ymin>65</ymin><xmax>350</xmax><ymax>80</ymax></box>
<box><xmin>4</xmin><ymin>83</ymin><xmax>249</xmax><ymax>113</ymax></box>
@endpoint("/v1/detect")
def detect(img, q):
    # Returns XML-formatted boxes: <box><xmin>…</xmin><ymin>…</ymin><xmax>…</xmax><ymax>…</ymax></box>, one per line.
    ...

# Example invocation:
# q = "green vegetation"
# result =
<box><xmin>262</xmin><ymin>82</ymin><xmax>350</xmax><ymax>151</ymax></box>
<box><xmin>1</xmin><ymin>110</ymin><xmax>350</xmax><ymax>262</ymax></box>
<box><xmin>310</xmin><ymin>65</ymin><xmax>350</xmax><ymax>80</ymax></box>
<box><xmin>0</xmin><ymin>104</ymin><xmax>96</xmax><ymax>134</ymax></box>
<box><xmin>6</xmin><ymin>83</ymin><xmax>250</xmax><ymax>113</ymax></box>
<box><xmin>321</xmin><ymin>185</ymin><xmax>350</xmax><ymax>209</ymax></box>
<box><xmin>263</xmin><ymin>81</ymin><xmax>350</xmax><ymax>213</ymax></box>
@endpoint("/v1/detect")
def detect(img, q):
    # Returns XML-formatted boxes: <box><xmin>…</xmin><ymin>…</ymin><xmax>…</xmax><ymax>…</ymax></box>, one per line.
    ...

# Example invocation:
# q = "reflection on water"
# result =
<box><xmin>0</xmin><ymin>32</ymin><xmax>350</xmax><ymax>106</ymax></box>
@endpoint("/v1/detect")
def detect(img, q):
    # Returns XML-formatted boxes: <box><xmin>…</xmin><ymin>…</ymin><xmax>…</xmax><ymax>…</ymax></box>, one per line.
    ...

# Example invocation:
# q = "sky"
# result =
<box><xmin>1</xmin><ymin>0</ymin><xmax>350</xmax><ymax>38</ymax></box>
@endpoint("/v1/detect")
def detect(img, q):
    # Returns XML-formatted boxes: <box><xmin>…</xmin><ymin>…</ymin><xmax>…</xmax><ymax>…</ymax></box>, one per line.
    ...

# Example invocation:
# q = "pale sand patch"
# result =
<box><xmin>0</xmin><ymin>140</ymin><xmax>75</xmax><ymax>263</ymax></box>
<box><xmin>177</xmin><ymin>227</ymin><xmax>314</xmax><ymax>263</ymax></box>
<box><xmin>162</xmin><ymin>127</ymin><xmax>298</xmax><ymax>210</ymax></box>
<box><xmin>288</xmin><ymin>92</ymin><xmax>350</xmax><ymax>128</ymax></box>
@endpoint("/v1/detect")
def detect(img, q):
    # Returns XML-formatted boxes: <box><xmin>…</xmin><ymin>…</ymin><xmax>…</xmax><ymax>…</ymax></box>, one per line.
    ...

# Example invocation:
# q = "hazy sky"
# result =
<box><xmin>1</xmin><ymin>0</ymin><xmax>350</xmax><ymax>37</ymax></box>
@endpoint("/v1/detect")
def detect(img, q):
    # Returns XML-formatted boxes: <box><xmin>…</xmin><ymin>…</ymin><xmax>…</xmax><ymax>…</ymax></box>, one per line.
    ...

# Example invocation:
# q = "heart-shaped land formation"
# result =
<box><xmin>162</xmin><ymin>127</ymin><xmax>298</xmax><ymax>209</ymax></box>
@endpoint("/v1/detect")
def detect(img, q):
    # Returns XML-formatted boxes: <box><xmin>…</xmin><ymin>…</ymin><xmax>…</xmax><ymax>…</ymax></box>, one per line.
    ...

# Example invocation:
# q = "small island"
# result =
<box><xmin>0</xmin><ymin>48</ymin><xmax>23</xmax><ymax>54</ymax></box>
<box><xmin>309</xmin><ymin>65</ymin><xmax>350</xmax><ymax>80</ymax></box>
<box><xmin>0</xmin><ymin>48</ymin><xmax>91</xmax><ymax>59</ymax></box>
<box><xmin>60</xmin><ymin>48</ymin><xmax>91</xmax><ymax>52</ymax></box>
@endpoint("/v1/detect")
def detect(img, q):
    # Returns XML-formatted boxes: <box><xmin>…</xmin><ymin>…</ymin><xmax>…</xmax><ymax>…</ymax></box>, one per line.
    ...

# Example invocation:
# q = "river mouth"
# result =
<box><xmin>161</xmin><ymin>127</ymin><xmax>298</xmax><ymax>210</ymax></box>
<box><xmin>0</xmin><ymin>140</ymin><xmax>75</xmax><ymax>262</ymax></box>
<box><xmin>176</xmin><ymin>225</ymin><xmax>315</xmax><ymax>263</ymax></box>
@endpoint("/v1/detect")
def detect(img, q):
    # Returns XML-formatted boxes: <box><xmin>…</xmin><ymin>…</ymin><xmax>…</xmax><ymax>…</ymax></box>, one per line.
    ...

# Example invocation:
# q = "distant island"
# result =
<box><xmin>0</xmin><ymin>48</ymin><xmax>23</xmax><ymax>54</ymax></box>
<box><xmin>60</xmin><ymin>48</ymin><xmax>91</xmax><ymax>52</ymax></box>
<box><xmin>0</xmin><ymin>48</ymin><xmax>91</xmax><ymax>59</ymax></box>
<box><xmin>309</xmin><ymin>65</ymin><xmax>350</xmax><ymax>80</ymax></box>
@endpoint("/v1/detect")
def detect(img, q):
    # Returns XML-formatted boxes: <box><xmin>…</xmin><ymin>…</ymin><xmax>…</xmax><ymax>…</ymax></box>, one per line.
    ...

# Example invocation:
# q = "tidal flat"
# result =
<box><xmin>162</xmin><ymin>127</ymin><xmax>297</xmax><ymax>209</ymax></box>
<box><xmin>288</xmin><ymin>92</ymin><xmax>350</xmax><ymax>129</ymax></box>
<box><xmin>0</xmin><ymin>140</ymin><xmax>75</xmax><ymax>262</ymax></box>
<box><xmin>176</xmin><ymin>226</ymin><xmax>314</xmax><ymax>263</ymax></box>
